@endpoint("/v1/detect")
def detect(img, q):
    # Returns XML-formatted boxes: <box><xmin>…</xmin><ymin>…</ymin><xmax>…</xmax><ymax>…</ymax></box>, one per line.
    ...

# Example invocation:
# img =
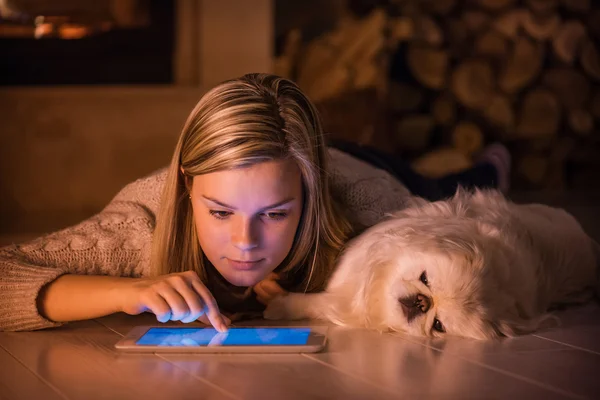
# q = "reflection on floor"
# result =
<box><xmin>1</xmin><ymin>190</ymin><xmax>598</xmax><ymax>398</ymax></box>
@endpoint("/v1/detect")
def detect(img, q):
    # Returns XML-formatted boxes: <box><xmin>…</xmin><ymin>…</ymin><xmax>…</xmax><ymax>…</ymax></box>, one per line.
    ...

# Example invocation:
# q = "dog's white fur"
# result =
<box><xmin>265</xmin><ymin>189</ymin><xmax>600</xmax><ymax>340</ymax></box>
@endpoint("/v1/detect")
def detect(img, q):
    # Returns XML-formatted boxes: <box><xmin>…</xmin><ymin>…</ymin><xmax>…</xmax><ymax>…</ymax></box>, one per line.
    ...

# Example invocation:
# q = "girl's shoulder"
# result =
<box><xmin>327</xmin><ymin>148</ymin><xmax>391</xmax><ymax>179</ymax></box>
<box><xmin>327</xmin><ymin>148</ymin><xmax>413</xmax><ymax>228</ymax></box>
<box><xmin>109</xmin><ymin>167</ymin><xmax>168</xmax><ymax>216</ymax></box>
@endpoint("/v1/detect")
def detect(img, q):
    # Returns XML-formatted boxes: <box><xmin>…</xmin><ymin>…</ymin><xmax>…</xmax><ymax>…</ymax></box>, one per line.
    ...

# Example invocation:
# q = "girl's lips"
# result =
<box><xmin>227</xmin><ymin>258</ymin><xmax>264</xmax><ymax>270</ymax></box>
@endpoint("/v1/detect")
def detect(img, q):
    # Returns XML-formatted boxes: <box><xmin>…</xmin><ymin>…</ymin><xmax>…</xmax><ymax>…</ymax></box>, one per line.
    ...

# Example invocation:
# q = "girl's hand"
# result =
<box><xmin>254</xmin><ymin>273</ymin><xmax>288</xmax><ymax>305</ymax></box>
<box><xmin>121</xmin><ymin>271</ymin><xmax>229</xmax><ymax>332</ymax></box>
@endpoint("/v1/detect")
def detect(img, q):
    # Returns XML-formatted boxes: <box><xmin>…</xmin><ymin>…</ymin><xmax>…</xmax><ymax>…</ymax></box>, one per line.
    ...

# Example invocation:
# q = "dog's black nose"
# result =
<box><xmin>415</xmin><ymin>293</ymin><xmax>431</xmax><ymax>313</ymax></box>
<box><xmin>398</xmin><ymin>293</ymin><xmax>432</xmax><ymax>321</ymax></box>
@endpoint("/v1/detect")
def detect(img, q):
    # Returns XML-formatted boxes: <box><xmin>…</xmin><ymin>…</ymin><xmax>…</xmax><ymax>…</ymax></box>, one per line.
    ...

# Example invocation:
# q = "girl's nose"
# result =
<box><xmin>231</xmin><ymin>218</ymin><xmax>259</xmax><ymax>250</ymax></box>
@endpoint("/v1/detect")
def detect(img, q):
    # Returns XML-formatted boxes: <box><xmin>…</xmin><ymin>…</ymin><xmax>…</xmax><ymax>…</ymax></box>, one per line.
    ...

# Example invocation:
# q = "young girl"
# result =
<box><xmin>0</xmin><ymin>73</ymin><xmax>510</xmax><ymax>332</ymax></box>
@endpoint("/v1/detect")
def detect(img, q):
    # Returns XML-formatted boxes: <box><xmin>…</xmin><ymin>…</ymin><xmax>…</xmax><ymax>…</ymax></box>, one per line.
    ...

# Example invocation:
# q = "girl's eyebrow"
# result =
<box><xmin>201</xmin><ymin>195</ymin><xmax>296</xmax><ymax>212</ymax></box>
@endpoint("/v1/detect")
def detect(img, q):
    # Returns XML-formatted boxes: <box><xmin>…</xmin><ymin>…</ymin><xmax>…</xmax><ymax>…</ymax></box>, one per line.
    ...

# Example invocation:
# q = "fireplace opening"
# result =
<box><xmin>0</xmin><ymin>0</ymin><xmax>174</xmax><ymax>85</ymax></box>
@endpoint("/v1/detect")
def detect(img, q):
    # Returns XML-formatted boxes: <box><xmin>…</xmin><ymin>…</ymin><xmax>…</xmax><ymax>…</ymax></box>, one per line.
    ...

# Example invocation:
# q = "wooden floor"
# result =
<box><xmin>1</xmin><ymin>191</ymin><xmax>600</xmax><ymax>399</ymax></box>
<box><xmin>0</xmin><ymin>306</ymin><xmax>599</xmax><ymax>400</ymax></box>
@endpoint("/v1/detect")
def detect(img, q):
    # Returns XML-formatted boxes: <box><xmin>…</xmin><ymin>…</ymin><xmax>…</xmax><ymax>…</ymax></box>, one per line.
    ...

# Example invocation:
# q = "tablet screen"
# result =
<box><xmin>135</xmin><ymin>327</ymin><xmax>312</xmax><ymax>347</ymax></box>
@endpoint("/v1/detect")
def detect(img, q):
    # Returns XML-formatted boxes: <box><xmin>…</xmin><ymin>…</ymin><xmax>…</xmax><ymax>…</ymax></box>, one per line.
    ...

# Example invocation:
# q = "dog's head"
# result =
<box><xmin>333</xmin><ymin>190</ymin><xmax>554</xmax><ymax>340</ymax></box>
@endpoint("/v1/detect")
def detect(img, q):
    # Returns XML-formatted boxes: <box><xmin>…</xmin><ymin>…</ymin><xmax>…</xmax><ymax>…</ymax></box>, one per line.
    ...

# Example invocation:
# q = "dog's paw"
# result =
<box><xmin>263</xmin><ymin>295</ymin><xmax>290</xmax><ymax>320</ymax></box>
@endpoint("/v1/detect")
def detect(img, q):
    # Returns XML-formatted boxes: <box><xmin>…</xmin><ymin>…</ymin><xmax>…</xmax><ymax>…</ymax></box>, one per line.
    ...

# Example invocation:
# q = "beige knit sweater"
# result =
<box><xmin>0</xmin><ymin>149</ymin><xmax>412</xmax><ymax>331</ymax></box>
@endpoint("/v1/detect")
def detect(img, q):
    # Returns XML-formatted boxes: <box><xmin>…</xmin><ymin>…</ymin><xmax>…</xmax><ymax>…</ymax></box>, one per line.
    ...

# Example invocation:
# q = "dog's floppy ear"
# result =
<box><xmin>322</xmin><ymin>230</ymin><xmax>398</xmax><ymax>330</ymax></box>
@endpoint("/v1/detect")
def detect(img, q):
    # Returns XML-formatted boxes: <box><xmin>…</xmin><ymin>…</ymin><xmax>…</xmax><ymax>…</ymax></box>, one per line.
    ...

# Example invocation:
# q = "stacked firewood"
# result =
<box><xmin>275</xmin><ymin>0</ymin><xmax>600</xmax><ymax>190</ymax></box>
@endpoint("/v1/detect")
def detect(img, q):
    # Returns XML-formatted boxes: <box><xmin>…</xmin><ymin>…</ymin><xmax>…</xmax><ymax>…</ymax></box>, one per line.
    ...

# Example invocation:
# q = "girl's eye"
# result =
<box><xmin>263</xmin><ymin>212</ymin><xmax>288</xmax><ymax>220</ymax></box>
<box><xmin>433</xmin><ymin>318</ymin><xmax>445</xmax><ymax>333</ymax></box>
<box><xmin>209</xmin><ymin>210</ymin><xmax>231</xmax><ymax>219</ymax></box>
<box><xmin>419</xmin><ymin>271</ymin><xmax>428</xmax><ymax>286</ymax></box>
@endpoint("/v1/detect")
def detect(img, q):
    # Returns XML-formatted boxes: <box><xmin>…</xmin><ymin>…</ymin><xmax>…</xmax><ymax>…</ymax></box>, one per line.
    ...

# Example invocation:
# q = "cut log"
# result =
<box><xmin>541</xmin><ymin>68</ymin><xmax>590</xmax><ymax>110</ymax></box>
<box><xmin>299</xmin><ymin>13</ymin><xmax>362</xmax><ymax>77</ymax></box>
<box><xmin>273</xmin><ymin>29</ymin><xmax>302</xmax><ymax>80</ymax></box>
<box><xmin>353</xmin><ymin>61</ymin><xmax>381</xmax><ymax>91</ymax></box>
<box><xmin>298</xmin><ymin>9</ymin><xmax>387</xmax><ymax>102</ymax></box>
<box><xmin>484</xmin><ymin>94</ymin><xmax>515</xmax><ymax>131</ymax></box>
<box><xmin>517</xmin><ymin>154</ymin><xmax>548</xmax><ymax>185</ymax></box>
<box><xmin>330</xmin><ymin>9</ymin><xmax>387</xmax><ymax>67</ymax></box>
<box><xmin>552</xmin><ymin>20</ymin><xmax>586</xmax><ymax>64</ymax></box>
<box><xmin>317</xmin><ymin>89</ymin><xmax>384</xmax><ymax>147</ymax></box>
<box><xmin>327</xmin><ymin>14</ymin><xmax>361</xmax><ymax>48</ymax></box>
<box><xmin>475</xmin><ymin>29</ymin><xmax>509</xmax><ymax>59</ymax></box>
<box><xmin>432</xmin><ymin>93</ymin><xmax>457</xmax><ymax>127</ymax></box>
<box><xmin>392</xmin><ymin>115</ymin><xmax>435</xmax><ymax>152</ymax></box>
<box><xmin>493</xmin><ymin>9</ymin><xmax>526</xmax><ymax>39</ymax></box>
<box><xmin>388</xmin><ymin>82</ymin><xmax>424</xmax><ymax>113</ymax></box>
<box><xmin>526</xmin><ymin>0</ymin><xmax>558</xmax><ymax>15</ymax></box>
<box><xmin>352</xmin><ymin>31</ymin><xmax>385</xmax><ymax>88</ymax></box>
<box><xmin>451</xmin><ymin>59</ymin><xmax>495</xmax><ymax>110</ymax></box>
<box><xmin>499</xmin><ymin>36</ymin><xmax>544</xmax><ymax>94</ymax></box>
<box><xmin>560</xmin><ymin>0</ymin><xmax>591</xmax><ymax>13</ymax></box>
<box><xmin>390</xmin><ymin>16</ymin><xmax>415</xmax><ymax>42</ymax></box>
<box><xmin>475</xmin><ymin>0</ymin><xmax>518</xmax><ymax>11</ymax></box>
<box><xmin>297</xmin><ymin>41</ymin><xmax>340</xmax><ymax>94</ymax></box>
<box><xmin>415</xmin><ymin>15</ymin><xmax>444</xmax><ymax>46</ymax></box>
<box><xmin>421</xmin><ymin>0</ymin><xmax>457</xmax><ymax>14</ymax></box>
<box><xmin>568</xmin><ymin>109</ymin><xmax>594</xmax><ymax>136</ymax></box>
<box><xmin>296</xmin><ymin>10</ymin><xmax>372</xmax><ymax>85</ymax></box>
<box><xmin>581</xmin><ymin>38</ymin><xmax>600</xmax><ymax>82</ymax></box>
<box><xmin>515</xmin><ymin>88</ymin><xmax>561</xmax><ymax>139</ymax></box>
<box><xmin>452</xmin><ymin>122</ymin><xmax>484</xmax><ymax>156</ymax></box>
<box><xmin>462</xmin><ymin>10</ymin><xmax>490</xmax><ymax>34</ymax></box>
<box><xmin>273</xmin><ymin>57</ymin><xmax>292</xmax><ymax>81</ymax></box>
<box><xmin>407</xmin><ymin>44</ymin><xmax>449</xmax><ymax>89</ymax></box>
<box><xmin>303</xmin><ymin>66</ymin><xmax>352</xmax><ymax>103</ymax></box>
<box><xmin>522</xmin><ymin>10</ymin><xmax>561</xmax><ymax>41</ymax></box>
<box><xmin>412</xmin><ymin>147</ymin><xmax>473</xmax><ymax>178</ymax></box>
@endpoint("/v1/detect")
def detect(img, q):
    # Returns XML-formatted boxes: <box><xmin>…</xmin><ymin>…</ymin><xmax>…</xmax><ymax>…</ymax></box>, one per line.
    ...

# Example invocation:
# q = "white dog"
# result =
<box><xmin>265</xmin><ymin>189</ymin><xmax>600</xmax><ymax>340</ymax></box>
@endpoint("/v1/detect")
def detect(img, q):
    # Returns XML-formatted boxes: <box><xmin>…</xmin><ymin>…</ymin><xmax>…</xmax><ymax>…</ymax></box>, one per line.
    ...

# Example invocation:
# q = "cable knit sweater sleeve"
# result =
<box><xmin>0</xmin><ymin>168</ymin><xmax>167</xmax><ymax>332</ymax></box>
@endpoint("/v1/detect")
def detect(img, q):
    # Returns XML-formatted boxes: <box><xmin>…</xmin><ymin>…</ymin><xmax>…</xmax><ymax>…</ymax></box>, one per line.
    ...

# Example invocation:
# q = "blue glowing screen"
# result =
<box><xmin>136</xmin><ymin>327</ymin><xmax>311</xmax><ymax>346</ymax></box>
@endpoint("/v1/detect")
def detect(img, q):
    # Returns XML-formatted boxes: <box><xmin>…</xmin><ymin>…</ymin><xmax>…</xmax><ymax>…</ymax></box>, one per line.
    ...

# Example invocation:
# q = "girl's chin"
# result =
<box><xmin>222</xmin><ymin>270</ymin><xmax>265</xmax><ymax>287</ymax></box>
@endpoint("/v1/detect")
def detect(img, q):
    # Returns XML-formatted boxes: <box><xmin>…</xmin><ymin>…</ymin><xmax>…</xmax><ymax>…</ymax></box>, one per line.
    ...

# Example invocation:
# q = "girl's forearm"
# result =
<box><xmin>37</xmin><ymin>274</ymin><xmax>134</xmax><ymax>323</ymax></box>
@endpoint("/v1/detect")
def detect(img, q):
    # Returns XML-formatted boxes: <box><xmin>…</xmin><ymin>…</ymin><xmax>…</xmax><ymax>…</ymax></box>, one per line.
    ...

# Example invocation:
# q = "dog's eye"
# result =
<box><xmin>432</xmin><ymin>318</ymin><xmax>445</xmax><ymax>333</ymax></box>
<box><xmin>419</xmin><ymin>271</ymin><xmax>428</xmax><ymax>286</ymax></box>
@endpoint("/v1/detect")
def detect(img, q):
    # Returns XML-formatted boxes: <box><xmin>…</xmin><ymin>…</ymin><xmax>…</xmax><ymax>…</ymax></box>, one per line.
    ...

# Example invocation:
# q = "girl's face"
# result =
<box><xmin>190</xmin><ymin>159</ymin><xmax>303</xmax><ymax>287</ymax></box>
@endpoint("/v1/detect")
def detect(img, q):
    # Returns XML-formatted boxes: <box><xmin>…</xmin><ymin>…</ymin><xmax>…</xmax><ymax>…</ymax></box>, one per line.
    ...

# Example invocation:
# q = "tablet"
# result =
<box><xmin>114</xmin><ymin>325</ymin><xmax>328</xmax><ymax>353</ymax></box>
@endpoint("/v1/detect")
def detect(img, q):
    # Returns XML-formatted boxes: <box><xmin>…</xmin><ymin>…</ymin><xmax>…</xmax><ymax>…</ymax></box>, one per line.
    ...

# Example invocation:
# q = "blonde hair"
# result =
<box><xmin>150</xmin><ymin>73</ymin><xmax>351</xmax><ymax>292</ymax></box>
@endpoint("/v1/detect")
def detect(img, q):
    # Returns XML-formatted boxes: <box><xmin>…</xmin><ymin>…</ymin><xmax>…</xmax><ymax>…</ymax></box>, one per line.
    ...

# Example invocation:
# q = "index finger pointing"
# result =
<box><xmin>190</xmin><ymin>280</ymin><xmax>227</xmax><ymax>332</ymax></box>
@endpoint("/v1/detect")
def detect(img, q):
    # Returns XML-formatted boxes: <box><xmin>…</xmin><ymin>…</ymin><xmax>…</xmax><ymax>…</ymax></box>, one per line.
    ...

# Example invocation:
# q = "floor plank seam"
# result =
<box><xmin>396</xmin><ymin>336</ymin><xmax>587</xmax><ymax>400</ymax></box>
<box><xmin>92</xmin><ymin>318</ymin><xmax>124</xmax><ymax>337</ymax></box>
<box><xmin>92</xmin><ymin>319</ymin><xmax>242</xmax><ymax>400</ymax></box>
<box><xmin>155</xmin><ymin>354</ymin><xmax>244</xmax><ymax>400</ymax></box>
<box><xmin>455</xmin><ymin>357</ymin><xmax>587</xmax><ymax>400</ymax></box>
<box><xmin>300</xmin><ymin>353</ymin><xmax>402</xmax><ymax>398</ymax></box>
<box><xmin>0</xmin><ymin>340</ymin><xmax>71</xmax><ymax>400</ymax></box>
<box><xmin>532</xmin><ymin>335</ymin><xmax>600</xmax><ymax>356</ymax></box>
